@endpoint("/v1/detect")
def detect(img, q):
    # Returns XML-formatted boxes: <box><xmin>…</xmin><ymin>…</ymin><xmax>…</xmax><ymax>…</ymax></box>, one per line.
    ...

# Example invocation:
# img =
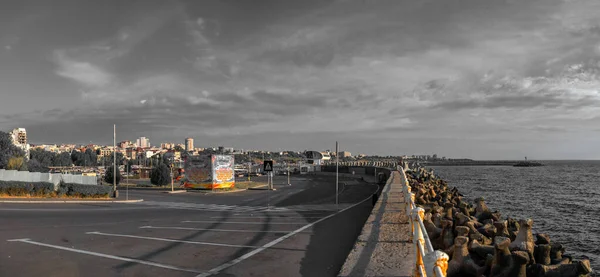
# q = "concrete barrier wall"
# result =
<box><xmin>0</xmin><ymin>169</ymin><xmax>97</xmax><ymax>188</ymax></box>
<box><xmin>319</xmin><ymin>166</ymin><xmax>392</xmax><ymax>183</ymax></box>
<box><xmin>338</xmin><ymin>171</ymin><xmax>414</xmax><ymax>276</ymax></box>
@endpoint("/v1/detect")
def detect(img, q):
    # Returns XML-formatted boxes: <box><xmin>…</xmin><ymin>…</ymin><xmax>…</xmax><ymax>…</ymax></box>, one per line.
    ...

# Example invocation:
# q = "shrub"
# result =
<box><xmin>104</xmin><ymin>165</ymin><xmax>122</xmax><ymax>185</ymax></box>
<box><xmin>150</xmin><ymin>164</ymin><xmax>171</xmax><ymax>186</ymax></box>
<box><xmin>61</xmin><ymin>183</ymin><xmax>113</xmax><ymax>197</ymax></box>
<box><xmin>0</xmin><ymin>181</ymin><xmax>54</xmax><ymax>196</ymax></box>
<box><xmin>6</xmin><ymin>156</ymin><xmax>27</xmax><ymax>171</ymax></box>
<box><xmin>57</xmin><ymin>184</ymin><xmax>68</xmax><ymax>197</ymax></box>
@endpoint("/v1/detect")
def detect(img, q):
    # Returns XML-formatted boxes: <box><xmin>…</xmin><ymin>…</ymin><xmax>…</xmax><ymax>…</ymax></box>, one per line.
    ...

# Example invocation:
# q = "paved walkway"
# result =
<box><xmin>338</xmin><ymin>171</ymin><xmax>414</xmax><ymax>277</ymax></box>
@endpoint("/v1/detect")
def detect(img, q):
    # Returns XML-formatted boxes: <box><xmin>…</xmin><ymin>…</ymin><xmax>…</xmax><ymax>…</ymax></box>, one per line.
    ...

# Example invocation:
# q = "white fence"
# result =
<box><xmin>399</xmin><ymin>168</ymin><xmax>448</xmax><ymax>277</ymax></box>
<box><xmin>0</xmin><ymin>169</ymin><xmax>97</xmax><ymax>189</ymax></box>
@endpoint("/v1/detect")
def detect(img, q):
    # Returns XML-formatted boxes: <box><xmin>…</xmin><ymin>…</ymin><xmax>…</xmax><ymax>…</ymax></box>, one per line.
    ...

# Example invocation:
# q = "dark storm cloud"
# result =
<box><xmin>433</xmin><ymin>93</ymin><xmax>600</xmax><ymax>110</ymax></box>
<box><xmin>8</xmin><ymin>89</ymin><xmax>339</xmax><ymax>143</ymax></box>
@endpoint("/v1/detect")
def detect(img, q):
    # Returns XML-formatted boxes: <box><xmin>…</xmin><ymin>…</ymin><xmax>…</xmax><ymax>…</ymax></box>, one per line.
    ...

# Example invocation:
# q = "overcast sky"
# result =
<box><xmin>1</xmin><ymin>0</ymin><xmax>599</xmax><ymax>159</ymax></box>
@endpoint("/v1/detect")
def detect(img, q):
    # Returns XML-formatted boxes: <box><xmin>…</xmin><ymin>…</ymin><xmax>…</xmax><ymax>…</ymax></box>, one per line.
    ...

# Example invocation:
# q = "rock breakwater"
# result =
<box><xmin>405</xmin><ymin>166</ymin><xmax>593</xmax><ymax>277</ymax></box>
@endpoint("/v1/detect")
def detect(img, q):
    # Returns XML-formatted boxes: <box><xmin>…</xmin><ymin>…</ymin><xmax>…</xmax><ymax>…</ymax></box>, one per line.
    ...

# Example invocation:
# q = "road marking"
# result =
<box><xmin>86</xmin><ymin>231</ymin><xmax>259</xmax><ymax>249</ymax></box>
<box><xmin>195</xmin><ymin>183</ymin><xmax>380</xmax><ymax>277</ymax></box>
<box><xmin>131</xmin><ymin>201</ymin><xmax>274</xmax><ymax>212</ymax></box>
<box><xmin>139</xmin><ymin>226</ymin><xmax>312</xmax><ymax>234</ymax></box>
<box><xmin>232</xmin><ymin>211</ymin><xmax>331</xmax><ymax>216</ymax></box>
<box><xmin>265</xmin><ymin>203</ymin><xmax>353</xmax><ymax>212</ymax></box>
<box><xmin>209</xmin><ymin>216</ymin><xmax>323</xmax><ymax>219</ymax></box>
<box><xmin>182</xmin><ymin>220</ymin><xmax>309</xmax><ymax>225</ymax></box>
<box><xmin>7</xmin><ymin>238</ymin><xmax>202</xmax><ymax>274</ymax></box>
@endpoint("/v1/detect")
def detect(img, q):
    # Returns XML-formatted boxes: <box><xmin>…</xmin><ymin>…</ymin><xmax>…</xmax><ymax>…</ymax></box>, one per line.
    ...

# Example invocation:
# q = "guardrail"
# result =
<box><xmin>399</xmin><ymin>168</ymin><xmax>449</xmax><ymax>277</ymax></box>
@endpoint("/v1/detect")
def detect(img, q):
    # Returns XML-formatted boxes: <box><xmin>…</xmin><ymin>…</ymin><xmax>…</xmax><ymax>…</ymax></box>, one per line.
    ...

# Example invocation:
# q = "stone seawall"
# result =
<box><xmin>338</xmin><ymin>171</ymin><xmax>415</xmax><ymax>277</ymax></box>
<box><xmin>335</xmin><ymin>164</ymin><xmax>594</xmax><ymax>277</ymax></box>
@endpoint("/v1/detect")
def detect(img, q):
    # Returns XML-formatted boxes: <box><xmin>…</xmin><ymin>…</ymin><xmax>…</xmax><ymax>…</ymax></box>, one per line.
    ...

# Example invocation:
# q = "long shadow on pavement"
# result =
<box><xmin>286</xmin><ymin>177</ymin><xmax>382</xmax><ymax>277</ymax></box>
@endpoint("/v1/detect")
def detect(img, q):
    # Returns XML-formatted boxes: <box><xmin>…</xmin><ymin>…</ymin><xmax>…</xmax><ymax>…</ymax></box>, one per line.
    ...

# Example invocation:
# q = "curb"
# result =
<box><xmin>164</xmin><ymin>190</ymin><xmax>187</xmax><ymax>194</ymax></box>
<box><xmin>187</xmin><ymin>188</ymin><xmax>248</xmax><ymax>194</ymax></box>
<box><xmin>0</xmin><ymin>199</ymin><xmax>144</xmax><ymax>204</ymax></box>
<box><xmin>211</xmin><ymin>189</ymin><xmax>247</xmax><ymax>194</ymax></box>
<box><xmin>247</xmin><ymin>185</ymin><xmax>270</xmax><ymax>190</ymax></box>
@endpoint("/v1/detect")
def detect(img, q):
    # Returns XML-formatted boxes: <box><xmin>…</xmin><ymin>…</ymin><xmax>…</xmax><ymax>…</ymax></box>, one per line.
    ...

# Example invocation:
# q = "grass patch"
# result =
<box><xmin>234</xmin><ymin>181</ymin><xmax>268</xmax><ymax>189</ymax></box>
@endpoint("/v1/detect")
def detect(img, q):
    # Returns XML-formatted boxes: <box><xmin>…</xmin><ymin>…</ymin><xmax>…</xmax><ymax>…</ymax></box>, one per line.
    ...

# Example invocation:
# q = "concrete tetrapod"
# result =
<box><xmin>403</xmin><ymin>165</ymin><xmax>594</xmax><ymax>277</ymax></box>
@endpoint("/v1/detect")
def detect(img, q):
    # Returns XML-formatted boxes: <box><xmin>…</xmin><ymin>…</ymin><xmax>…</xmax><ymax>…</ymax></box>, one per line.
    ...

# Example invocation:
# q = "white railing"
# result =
<box><xmin>399</xmin><ymin>168</ymin><xmax>448</xmax><ymax>277</ymax></box>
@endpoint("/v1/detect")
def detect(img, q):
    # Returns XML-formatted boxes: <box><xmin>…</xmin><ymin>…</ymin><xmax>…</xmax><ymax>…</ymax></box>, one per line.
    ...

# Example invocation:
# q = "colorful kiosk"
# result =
<box><xmin>183</xmin><ymin>154</ymin><xmax>235</xmax><ymax>189</ymax></box>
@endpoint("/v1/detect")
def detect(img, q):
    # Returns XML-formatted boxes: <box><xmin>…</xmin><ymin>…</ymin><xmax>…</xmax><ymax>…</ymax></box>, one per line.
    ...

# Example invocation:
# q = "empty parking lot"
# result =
<box><xmin>0</xmin><ymin>175</ymin><xmax>379</xmax><ymax>277</ymax></box>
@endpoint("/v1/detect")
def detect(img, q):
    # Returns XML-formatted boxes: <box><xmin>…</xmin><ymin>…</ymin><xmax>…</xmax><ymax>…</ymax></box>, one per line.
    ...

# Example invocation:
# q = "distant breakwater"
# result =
<box><xmin>422</xmin><ymin>161</ymin><xmax>522</xmax><ymax>166</ymax></box>
<box><xmin>405</xmin><ymin>166</ymin><xmax>593</xmax><ymax>277</ymax></box>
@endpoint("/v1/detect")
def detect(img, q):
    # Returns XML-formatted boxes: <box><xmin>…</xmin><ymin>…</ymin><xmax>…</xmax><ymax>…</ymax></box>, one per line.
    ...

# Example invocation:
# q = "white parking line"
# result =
<box><xmin>139</xmin><ymin>226</ymin><xmax>310</xmax><ymax>234</ymax></box>
<box><xmin>7</xmin><ymin>238</ymin><xmax>202</xmax><ymax>274</ymax></box>
<box><xmin>209</xmin><ymin>216</ymin><xmax>323</xmax><ymax>219</ymax></box>
<box><xmin>181</xmin><ymin>220</ymin><xmax>309</xmax><ymax>225</ymax></box>
<box><xmin>86</xmin><ymin>231</ymin><xmax>259</xmax><ymax>248</ymax></box>
<box><xmin>195</xmin><ymin>183</ymin><xmax>380</xmax><ymax>277</ymax></box>
<box><xmin>232</xmin><ymin>211</ymin><xmax>332</xmax><ymax>216</ymax></box>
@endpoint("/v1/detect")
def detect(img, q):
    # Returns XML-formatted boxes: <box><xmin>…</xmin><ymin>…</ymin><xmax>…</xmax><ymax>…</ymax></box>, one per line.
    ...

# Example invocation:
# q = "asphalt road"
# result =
<box><xmin>0</xmin><ymin>175</ymin><xmax>379</xmax><ymax>277</ymax></box>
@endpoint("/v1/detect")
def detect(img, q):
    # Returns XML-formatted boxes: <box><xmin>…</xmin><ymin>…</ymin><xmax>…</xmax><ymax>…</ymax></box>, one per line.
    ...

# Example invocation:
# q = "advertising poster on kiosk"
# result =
<box><xmin>183</xmin><ymin>154</ymin><xmax>213</xmax><ymax>189</ymax></box>
<box><xmin>212</xmin><ymin>155</ymin><xmax>235</xmax><ymax>189</ymax></box>
<box><xmin>183</xmin><ymin>154</ymin><xmax>235</xmax><ymax>189</ymax></box>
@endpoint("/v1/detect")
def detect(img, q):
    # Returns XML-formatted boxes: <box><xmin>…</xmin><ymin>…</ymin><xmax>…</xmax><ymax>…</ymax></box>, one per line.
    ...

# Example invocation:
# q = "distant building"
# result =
<box><xmin>161</xmin><ymin>142</ymin><xmax>175</xmax><ymax>150</ymax></box>
<box><xmin>320</xmin><ymin>152</ymin><xmax>331</xmax><ymax>161</ymax></box>
<box><xmin>9</xmin><ymin>128</ymin><xmax>30</xmax><ymax>160</ymax></box>
<box><xmin>10</xmin><ymin>128</ymin><xmax>27</xmax><ymax>145</ymax></box>
<box><xmin>119</xmin><ymin>140</ymin><xmax>133</xmax><ymax>149</ymax></box>
<box><xmin>185</xmin><ymin>138</ymin><xmax>194</xmax><ymax>152</ymax></box>
<box><xmin>337</xmin><ymin>151</ymin><xmax>352</xmax><ymax>158</ymax></box>
<box><xmin>136</xmin><ymin>137</ymin><xmax>150</xmax><ymax>148</ymax></box>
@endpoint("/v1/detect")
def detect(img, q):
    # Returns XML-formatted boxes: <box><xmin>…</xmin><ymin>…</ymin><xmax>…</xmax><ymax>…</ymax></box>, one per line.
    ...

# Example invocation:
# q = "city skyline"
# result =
<box><xmin>2</xmin><ymin>0</ymin><xmax>600</xmax><ymax>160</ymax></box>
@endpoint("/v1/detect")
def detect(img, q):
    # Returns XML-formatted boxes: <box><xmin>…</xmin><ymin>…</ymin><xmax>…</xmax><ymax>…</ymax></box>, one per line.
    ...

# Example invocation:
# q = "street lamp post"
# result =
<box><xmin>126</xmin><ymin>159</ymin><xmax>129</xmax><ymax>201</ymax></box>
<box><xmin>336</xmin><ymin>141</ymin><xmax>339</xmax><ymax>208</ymax></box>
<box><xmin>113</xmin><ymin>124</ymin><xmax>117</xmax><ymax>197</ymax></box>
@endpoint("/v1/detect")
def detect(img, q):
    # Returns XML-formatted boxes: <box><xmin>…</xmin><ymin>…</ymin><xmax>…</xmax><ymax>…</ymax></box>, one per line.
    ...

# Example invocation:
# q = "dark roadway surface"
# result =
<box><xmin>0</xmin><ymin>175</ymin><xmax>379</xmax><ymax>277</ymax></box>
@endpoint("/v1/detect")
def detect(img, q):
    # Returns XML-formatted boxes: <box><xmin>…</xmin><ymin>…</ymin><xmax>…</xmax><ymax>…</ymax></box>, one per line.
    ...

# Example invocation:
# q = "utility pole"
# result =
<box><xmin>113</xmin><ymin>124</ymin><xmax>117</xmax><ymax>197</ymax></box>
<box><xmin>126</xmin><ymin>159</ymin><xmax>129</xmax><ymax>201</ymax></box>
<box><xmin>287</xmin><ymin>160</ymin><xmax>290</xmax><ymax>186</ymax></box>
<box><xmin>336</xmin><ymin>141</ymin><xmax>339</xmax><ymax>208</ymax></box>
<box><xmin>171</xmin><ymin>157</ymin><xmax>174</xmax><ymax>192</ymax></box>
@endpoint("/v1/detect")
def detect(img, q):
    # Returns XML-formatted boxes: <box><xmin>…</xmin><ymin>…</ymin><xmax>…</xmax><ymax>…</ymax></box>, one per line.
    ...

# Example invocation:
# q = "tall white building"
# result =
<box><xmin>185</xmin><ymin>138</ymin><xmax>194</xmax><ymax>152</ymax></box>
<box><xmin>136</xmin><ymin>137</ymin><xmax>150</xmax><ymax>148</ymax></box>
<box><xmin>10</xmin><ymin>128</ymin><xmax>30</xmax><ymax>160</ymax></box>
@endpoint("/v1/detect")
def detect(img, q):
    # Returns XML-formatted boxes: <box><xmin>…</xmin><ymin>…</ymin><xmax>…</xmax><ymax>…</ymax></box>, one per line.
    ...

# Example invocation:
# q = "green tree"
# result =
<box><xmin>55</xmin><ymin>152</ymin><xmax>73</xmax><ymax>167</ymax></box>
<box><xmin>150</xmin><ymin>163</ymin><xmax>170</xmax><ymax>186</ymax></box>
<box><xmin>27</xmin><ymin>159</ymin><xmax>49</xmax><ymax>173</ymax></box>
<box><xmin>0</xmin><ymin>131</ymin><xmax>25</xmax><ymax>169</ymax></box>
<box><xmin>84</xmin><ymin>148</ymin><xmax>97</xmax><ymax>166</ymax></box>
<box><xmin>7</xmin><ymin>156</ymin><xmax>27</xmax><ymax>171</ymax></box>
<box><xmin>29</xmin><ymin>148</ymin><xmax>57</xmax><ymax>167</ymax></box>
<box><xmin>100</xmin><ymin>152</ymin><xmax>125</xmax><ymax>167</ymax></box>
<box><xmin>104</xmin><ymin>165</ymin><xmax>122</xmax><ymax>185</ymax></box>
<box><xmin>71</xmin><ymin>148</ymin><xmax>98</xmax><ymax>166</ymax></box>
